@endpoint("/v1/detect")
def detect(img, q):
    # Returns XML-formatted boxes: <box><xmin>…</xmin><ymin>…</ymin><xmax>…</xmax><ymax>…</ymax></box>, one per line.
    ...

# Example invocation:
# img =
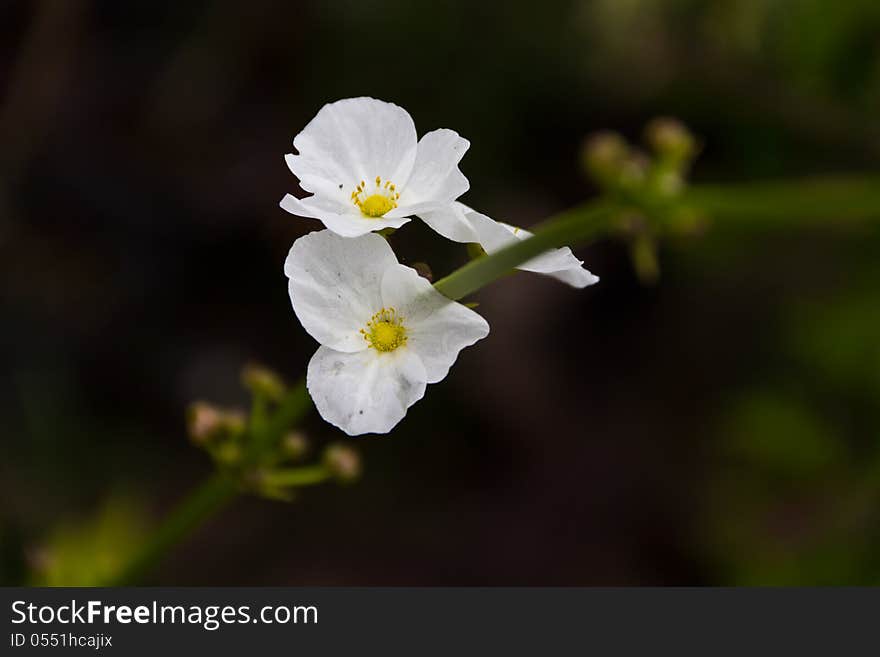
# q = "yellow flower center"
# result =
<box><xmin>360</xmin><ymin>307</ymin><xmax>407</xmax><ymax>352</ymax></box>
<box><xmin>351</xmin><ymin>176</ymin><xmax>401</xmax><ymax>218</ymax></box>
<box><xmin>360</xmin><ymin>194</ymin><xmax>394</xmax><ymax>217</ymax></box>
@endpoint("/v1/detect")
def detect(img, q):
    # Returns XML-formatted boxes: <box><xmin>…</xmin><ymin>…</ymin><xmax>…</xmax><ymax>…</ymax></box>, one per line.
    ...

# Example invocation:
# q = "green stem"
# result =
<box><xmin>247</xmin><ymin>379</ymin><xmax>311</xmax><ymax>461</ymax></box>
<box><xmin>110</xmin><ymin>471</ymin><xmax>237</xmax><ymax>586</ymax></box>
<box><xmin>433</xmin><ymin>201</ymin><xmax>615</xmax><ymax>300</ymax></box>
<box><xmin>263</xmin><ymin>380</ymin><xmax>312</xmax><ymax>443</ymax></box>
<box><xmin>683</xmin><ymin>174</ymin><xmax>880</xmax><ymax>229</ymax></box>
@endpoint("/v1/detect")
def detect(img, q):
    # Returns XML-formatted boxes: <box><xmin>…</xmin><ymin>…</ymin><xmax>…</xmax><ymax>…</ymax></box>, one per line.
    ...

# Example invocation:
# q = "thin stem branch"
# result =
<box><xmin>263</xmin><ymin>381</ymin><xmax>312</xmax><ymax>444</ymax></box>
<box><xmin>683</xmin><ymin>174</ymin><xmax>880</xmax><ymax>229</ymax></box>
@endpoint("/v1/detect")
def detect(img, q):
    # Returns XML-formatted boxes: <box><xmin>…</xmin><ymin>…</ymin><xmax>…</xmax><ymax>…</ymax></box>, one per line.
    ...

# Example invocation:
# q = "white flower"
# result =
<box><xmin>425</xmin><ymin>202</ymin><xmax>599</xmax><ymax>288</ymax></box>
<box><xmin>280</xmin><ymin>97</ymin><xmax>474</xmax><ymax>240</ymax></box>
<box><xmin>285</xmin><ymin>229</ymin><xmax>490</xmax><ymax>436</ymax></box>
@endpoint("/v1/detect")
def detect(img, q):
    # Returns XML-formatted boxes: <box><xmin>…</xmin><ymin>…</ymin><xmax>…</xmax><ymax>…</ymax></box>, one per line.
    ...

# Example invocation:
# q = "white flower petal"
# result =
<box><xmin>286</xmin><ymin>97</ymin><xmax>418</xmax><ymax>206</ymax></box>
<box><xmin>466</xmin><ymin>208</ymin><xmax>599</xmax><ymax>288</ymax></box>
<box><xmin>280</xmin><ymin>194</ymin><xmax>410</xmax><ymax>238</ymax></box>
<box><xmin>464</xmin><ymin>208</ymin><xmax>523</xmax><ymax>252</ymax></box>
<box><xmin>396</xmin><ymin>129</ymin><xmax>470</xmax><ymax>208</ymax></box>
<box><xmin>512</xmin><ymin>240</ymin><xmax>600</xmax><ymax>287</ymax></box>
<box><xmin>532</xmin><ymin>263</ymin><xmax>598</xmax><ymax>288</ymax></box>
<box><xmin>285</xmin><ymin>230</ymin><xmax>398</xmax><ymax>352</ymax></box>
<box><xmin>409</xmin><ymin>203</ymin><xmax>479</xmax><ymax>243</ymax></box>
<box><xmin>284</xmin><ymin>153</ymin><xmax>349</xmax><ymax>206</ymax></box>
<box><xmin>380</xmin><ymin>264</ymin><xmax>490</xmax><ymax>383</ymax></box>
<box><xmin>307</xmin><ymin>345</ymin><xmax>427</xmax><ymax>436</ymax></box>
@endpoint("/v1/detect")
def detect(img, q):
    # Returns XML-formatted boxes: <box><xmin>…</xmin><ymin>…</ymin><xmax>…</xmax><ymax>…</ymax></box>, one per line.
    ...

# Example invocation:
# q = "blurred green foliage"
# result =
<box><xmin>701</xmin><ymin>256</ymin><xmax>880</xmax><ymax>584</ymax></box>
<box><xmin>28</xmin><ymin>497</ymin><xmax>148</xmax><ymax>587</ymax></box>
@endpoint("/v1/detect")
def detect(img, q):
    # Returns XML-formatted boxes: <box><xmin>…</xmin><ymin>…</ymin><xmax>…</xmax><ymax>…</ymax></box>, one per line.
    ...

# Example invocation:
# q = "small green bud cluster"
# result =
<box><xmin>187</xmin><ymin>364</ymin><xmax>362</xmax><ymax>501</ymax></box>
<box><xmin>581</xmin><ymin>118</ymin><xmax>705</xmax><ymax>283</ymax></box>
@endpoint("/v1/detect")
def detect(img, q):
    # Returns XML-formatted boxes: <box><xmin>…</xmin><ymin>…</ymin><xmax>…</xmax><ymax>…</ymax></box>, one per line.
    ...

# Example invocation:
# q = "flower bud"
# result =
<box><xmin>581</xmin><ymin>131</ymin><xmax>629</xmax><ymax>187</ymax></box>
<box><xmin>618</xmin><ymin>152</ymin><xmax>650</xmax><ymax>191</ymax></box>
<box><xmin>645</xmin><ymin>117</ymin><xmax>696</xmax><ymax>164</ymax></box>
<box><xmin>653</xmin><ymin>169</ymin><xmax>684</xmax><ymax>197</ymax></box>
<box><xmin>220</xmin><ymin>409</ymin><xmax>247</xmax><ymax>435</ymax></box>
<box><xmin>187</xmin><ymin>401</ymin><xmax>224</xmax><ymax>444</ymax></box>
<box><xmin>241</xmin><ymin>362</ymin><xmax>286</xmax><ymax>402</ymax></box>
<box><xmin>323</xmin><ymin>444</ymin><xmax>361</xmax><ymax>484</ymax></box>
<box><xmin>281</xmin><ymin>431</ymin><xmax>309</xmax><ymax>461</ymax></box>
<box><xmin>214</xmin><ymin>441</ymin><xmax>243</xmax><ymax>466</ymax></box>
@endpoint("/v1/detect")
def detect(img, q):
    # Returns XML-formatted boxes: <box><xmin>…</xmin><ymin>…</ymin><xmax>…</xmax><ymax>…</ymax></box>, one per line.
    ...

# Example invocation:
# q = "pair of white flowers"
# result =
<box><xmin>281</xmin><ymin>97</ymin><xmax>597</xmax><ymax>436</ymax></box>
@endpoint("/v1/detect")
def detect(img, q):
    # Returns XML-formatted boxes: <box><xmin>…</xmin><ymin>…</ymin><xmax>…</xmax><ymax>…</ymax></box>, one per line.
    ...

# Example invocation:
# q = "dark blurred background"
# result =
<box><xmin>2</xmin><ymin>0</ymin><xmax>880</xmax><ymax>585</ymax></box>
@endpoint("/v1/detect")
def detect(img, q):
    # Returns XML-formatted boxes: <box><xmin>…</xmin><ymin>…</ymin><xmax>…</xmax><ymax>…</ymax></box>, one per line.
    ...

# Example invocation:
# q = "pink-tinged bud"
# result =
<box><xmin>323</xmin><ymin>444</ymin><xmax>362</xmax><ymax>484</ymax></box>
<box><xmin>281</xmin><ymin>431</ymin><xmax>309</xmax><ymax>460</ymax></box>
<box><xmin>187</xmin><ymin>401</ymin><xmax>224</xmax><ymax>444</ymax></box>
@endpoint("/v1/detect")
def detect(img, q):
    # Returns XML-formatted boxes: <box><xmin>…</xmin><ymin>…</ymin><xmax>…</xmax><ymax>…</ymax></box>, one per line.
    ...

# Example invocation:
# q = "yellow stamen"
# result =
<box><xmin>351</xmin><ymin>176</ymin><xmax>400</xmax><ymax>218</ymax></box>
<box><xmin>361</xmin><ymin>307</ymin><xmax>407</xmax><ymax>352</ymax></box>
